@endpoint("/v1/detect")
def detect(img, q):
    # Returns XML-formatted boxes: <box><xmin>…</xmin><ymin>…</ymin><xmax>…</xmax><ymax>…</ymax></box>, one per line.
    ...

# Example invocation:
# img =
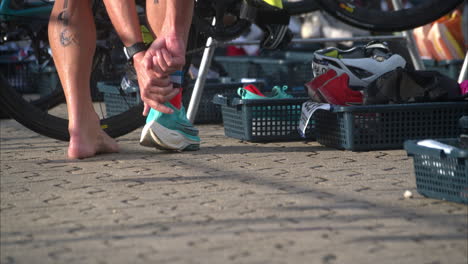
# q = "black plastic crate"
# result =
<box><xmin>214</xmin><ymin>56</ymin><xmax>313</xmax><ymax>89</ymax></box>
<box><xmin>30</xmin><ymin>65</ymin><xmax>60</xmax><ymax>96</ymax></box>
<box><xmin>213</xmin><ymin>56</ymin><xmax>253</xmax><ymax>81</ymax></box>
<box><xmin>213</xmin><ymin>94</ymin><xmax>314</xmax><ymax>142</ymax></box>
<box><xmin>404</xmin><ymin>139</ymin><xmax>467</xmax><ymax>204</ymax></box>
<box><xmin>97</xmin><ymin>81</ymin><xmax>140</xmax><ymax>117</ymax></box>
<box><xmin>183</xmin><ymin>81</ymin><xmax>263</xmax><ymax>124</ymax></box>
<box><xmin>0</xmin><ymin>61</ymin><xmax>35</xmax><ymax>93</ymax></box>
<box><xmin>314</xmin><ymin>102</ymin><xmax>468</xmax><ymax>151</ymax></box>
<box><xmin>423</xmin><ymin>59</ymin><xmax>464</xmax><ymax>80</ymax></box>
<box><xmin>98</xmin><ymin>79</ymin><xmax>259</xmax><ymax>121</ymax></box>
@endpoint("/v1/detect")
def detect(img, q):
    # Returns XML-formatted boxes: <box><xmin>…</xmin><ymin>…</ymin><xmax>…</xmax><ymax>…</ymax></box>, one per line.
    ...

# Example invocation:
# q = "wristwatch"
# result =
<box><xmin>123</xmin><ymin>42</ymin><xmax>147</xmax><ymax>64</ymax></box>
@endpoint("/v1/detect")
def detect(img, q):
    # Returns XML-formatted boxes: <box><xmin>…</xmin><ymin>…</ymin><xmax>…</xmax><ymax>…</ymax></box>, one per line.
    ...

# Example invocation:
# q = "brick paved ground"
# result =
<box><xmin>1</xmin><ymin>119</ymin><xmax>467</xmax><ymax>264</ymax></box>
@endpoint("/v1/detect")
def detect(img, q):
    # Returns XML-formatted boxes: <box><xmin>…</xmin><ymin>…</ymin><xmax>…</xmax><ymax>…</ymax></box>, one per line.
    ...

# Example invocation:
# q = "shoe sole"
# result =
<box><xmin>139</xmin><ymin>120</ymin><xmax>200</xmax><ymax>151</ymax></box>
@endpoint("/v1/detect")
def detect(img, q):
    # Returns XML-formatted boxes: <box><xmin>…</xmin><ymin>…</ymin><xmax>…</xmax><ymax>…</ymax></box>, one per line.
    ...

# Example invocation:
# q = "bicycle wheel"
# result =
<box><xmin>312</xmin><ymin>0</ymin><xmax>464</xmax><ymax>32</ymax></box>
<box><xmin>0</xmin><ymin>22</ymin><xmax>65</xmax><ymax>111</ymax></box>
<box><xmin>0</xmin><ymin>0</ymin><xmax>150</xmax><ymax>141</ymax></box>
<box><xmin>192</xmin><ymin>0</ymin><xmax>252</xmax><ymax>41</ymax></box>
<box><xmin>0</xmin><ymin>31</ymin><xmax>146</xmax><ymax>141</ymax></box>
<box><xmin>0</xmin><ymin>73</ymin><xmax>145</xmax><ymax>142</ymax></box>
<box><xmin>282</xmin><ymin>0</ymin><xmax>320</xmax><ymax>15</ymax></box>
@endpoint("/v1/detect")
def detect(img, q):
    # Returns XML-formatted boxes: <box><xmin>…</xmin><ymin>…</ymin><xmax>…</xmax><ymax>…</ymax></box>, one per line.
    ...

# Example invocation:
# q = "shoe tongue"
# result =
<box><xmin>243</xmin><ymin>84</ymin><xmax>265</xmax><ymax>97</ymax></box>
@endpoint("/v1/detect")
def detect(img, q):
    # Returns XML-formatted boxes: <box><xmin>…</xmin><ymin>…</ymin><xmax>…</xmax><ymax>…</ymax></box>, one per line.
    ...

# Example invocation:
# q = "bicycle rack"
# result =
<box><xmin>187</xmin><ymin>35</ymin><xmax>418</xmax><ymax>122</ymax></box>
<box><xmin>186</xmin><ymin>0</ymin><xmax>467</xmax><ymax>122</ymax></box>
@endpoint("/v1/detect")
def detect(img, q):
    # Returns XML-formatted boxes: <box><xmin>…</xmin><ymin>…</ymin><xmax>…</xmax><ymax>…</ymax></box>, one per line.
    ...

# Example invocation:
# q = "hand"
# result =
<box><xmin>139</xmin><ymin>34</ymin><xmax>187</xmax><ymax>115</ymax></box>
<box><xmin>144</xmin><ymin>34</ymin><xmax>186</xmax><ymax>78</ymax></box>
<box><xmin>133</xmin><ymin>52</ymin><xmax>180</xmax><ymax>115</ymax></box>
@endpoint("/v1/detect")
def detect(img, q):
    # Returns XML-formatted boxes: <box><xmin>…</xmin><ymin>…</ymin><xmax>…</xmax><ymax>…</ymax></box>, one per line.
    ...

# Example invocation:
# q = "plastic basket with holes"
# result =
<box><xmin>314</xmin><ymin>102</ymin><xmax>468</xmax><ymax>151</ymax></box>
<box><xmin>212</xmin><ymin>93</ymin><xmax>314</xmax><ymax>142</ymax></box>
<box><xmin>97</xmin><ymin>81</ymin><xmax>141</xmax><ymax>117</ymax></box>
<box><xmin>182</xmin><ymin>81</ymin><xmax>265</xmax><ymax>124</ymax></box>
<box><xmin>404</xmin><ymin>138</ymin><xmax>467</xmax><ymax>204</ymax></box>
<box><xmin>423</xmin><ymin>59</ymin><xmax>464</xmax><ymax>80</ymax></box>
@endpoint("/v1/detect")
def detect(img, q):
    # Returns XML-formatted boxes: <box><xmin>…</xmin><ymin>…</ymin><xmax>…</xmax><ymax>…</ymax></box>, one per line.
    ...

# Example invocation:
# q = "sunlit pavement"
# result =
<box><xmin>1</xmin><ymin>118</ymin><xmax>467</xmax><ymax>264</ymax></box>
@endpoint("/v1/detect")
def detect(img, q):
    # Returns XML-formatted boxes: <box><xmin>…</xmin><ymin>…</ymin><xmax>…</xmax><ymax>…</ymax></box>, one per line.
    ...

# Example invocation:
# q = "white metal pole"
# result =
<box><xmin>187</xmin><ymin>20</ymin><xmax>217</xmax><ymax>123</ymax></box>
<box><xmin>458</xmin><ymin>53</ymin><xmax>468</xmax><ymax>83</ymax></box>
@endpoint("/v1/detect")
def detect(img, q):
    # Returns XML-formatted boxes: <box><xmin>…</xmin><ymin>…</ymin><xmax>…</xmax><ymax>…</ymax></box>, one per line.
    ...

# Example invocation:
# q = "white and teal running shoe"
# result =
<box><xmin>140</xmin><ymin>103</ymin><xmax>200</xmax><ymax>151</ymax></box>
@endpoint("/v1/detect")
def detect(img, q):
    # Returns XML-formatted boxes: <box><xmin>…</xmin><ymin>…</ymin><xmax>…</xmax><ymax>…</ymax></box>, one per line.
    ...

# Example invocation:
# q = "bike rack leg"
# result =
<box><xmin>187</xmin><ymin>23</ymin><xmax>217</xmax><ymax>123</ymax></box>
<box><xmin>458</xmin><ymin>53</ymin><xmax>468</xmax><ymax>83</ymax></box>
<box><xmin>392</xmin><ymin>0</ymin><xmax>425</xmax><ymax>70</ymax></box>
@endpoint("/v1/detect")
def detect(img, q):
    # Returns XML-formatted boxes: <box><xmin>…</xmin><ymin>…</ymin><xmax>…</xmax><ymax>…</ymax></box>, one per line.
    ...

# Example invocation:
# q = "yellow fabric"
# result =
<box><xmin>443</xmin><ymin>25</ymin><xmax>464</xmax><ymax>59</ymax></box>
<box><xmin>324</xmin><ymin>50</ymin><xmax>342</xmax><ymax>59</ymax></box>
<box><xmin>436</xmin><ymin>10</ymin><xmax>464</xmax><ymax>49</ymax></box>
<box><xmin>141</xmin><ymin>25</ymin><xmax>154</xmax><ymax>44</ymax></box>
<box><xmin>263</xmin><ymin>0</ymin><xmax>283</xmax><ymax>9</ymax></box>
<box><xmin>429</xmin><ymin>22</ymin><xmax>464</xmax><ymax>60</ymax></box>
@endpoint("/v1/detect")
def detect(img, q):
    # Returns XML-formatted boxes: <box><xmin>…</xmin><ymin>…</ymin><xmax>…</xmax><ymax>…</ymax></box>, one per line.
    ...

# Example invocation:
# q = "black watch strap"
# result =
<box><xmin>123</xmin><ymin>42</ymin><xmax>147</xmax><ymax>63</ymax></box>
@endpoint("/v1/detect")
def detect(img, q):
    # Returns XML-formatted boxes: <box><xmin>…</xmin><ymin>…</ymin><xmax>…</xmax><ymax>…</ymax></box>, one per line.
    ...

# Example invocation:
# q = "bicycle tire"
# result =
<box><xmin>192</xmin><ymin>12</ymin><xmax>252</xmax><ymax>41</ymax></box>
<box><xmin>0</xmin><ymin>20</ymin><xmax>202</xmax><ymax>141</ymax></box>
<box><xmin>282</xmin><ymin>0</ymin><xmax>320</xmax><ymax>15</ymax></box>
<box><xmin>313</xmin><ymin>0</ymin><xmax>464</xmax><ymax>32</ymax></box>
<box><xmin>192</xmin><ymin>0</ymin><xmax>321</xmax><ymax>41</ymax></box>
<box><xmin>0</xmin><ymin>74</ymin><xmax>145</xmax><ymax>141</ymax></box>
<box><xmin>1</xmin><ymin>23</ymin><xmax>65</xmax><ymax>111</ymax></box>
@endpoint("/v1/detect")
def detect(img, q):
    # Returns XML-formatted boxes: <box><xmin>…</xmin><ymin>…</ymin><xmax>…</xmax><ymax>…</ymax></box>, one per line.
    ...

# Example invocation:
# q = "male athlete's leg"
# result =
<box><xmin>49</xmin><ymin>0</ymin><xmax>118</xmax><ymax>159</ymax></box>
<box><xmin>139</xmin><ymin>0</ymin><xmax>200</xmax><ymax>151</ymax></box>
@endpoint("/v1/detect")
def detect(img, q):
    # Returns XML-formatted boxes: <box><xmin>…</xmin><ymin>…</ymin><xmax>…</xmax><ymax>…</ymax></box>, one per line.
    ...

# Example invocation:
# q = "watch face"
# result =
<box><xmin>123</xmin><ymin>47</ymin><xmax>131</xmax><ymax>60</ymax></box>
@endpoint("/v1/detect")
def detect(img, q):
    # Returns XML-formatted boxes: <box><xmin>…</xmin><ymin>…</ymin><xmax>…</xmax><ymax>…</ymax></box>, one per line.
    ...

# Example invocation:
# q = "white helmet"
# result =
<box><xmin>312</xmin><ymin>41</ymin><xmax>406</xmax><ymax>89</ymax></box>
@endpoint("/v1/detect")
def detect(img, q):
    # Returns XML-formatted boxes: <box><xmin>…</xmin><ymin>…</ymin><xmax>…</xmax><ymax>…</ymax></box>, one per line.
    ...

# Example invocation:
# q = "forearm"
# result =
<box><xmin>102</xmin><ymin>0</ymin><xmax>143</xmax><ymax>46</ymax></box>
<box><xmin>162</xmin><ymin>0</ymin><xmax>194</xmax><ymax>41</ymax></box>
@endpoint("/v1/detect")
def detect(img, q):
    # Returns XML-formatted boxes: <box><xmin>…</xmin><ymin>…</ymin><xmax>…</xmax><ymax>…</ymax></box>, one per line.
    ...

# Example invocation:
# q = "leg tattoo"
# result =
<box><xmin>60</xmin><ymin>29</ymin><xmax>74</xmax><ymax>46</ymax></box>
<box><xmin>58</xmin><ymin>0</ymin><xmax>76</xmax><ymax>46</ymax></box>
<box><xmin>58</xmin><ymin>10</ymin><xmax>69</xmax><ymax>26</ymax></box>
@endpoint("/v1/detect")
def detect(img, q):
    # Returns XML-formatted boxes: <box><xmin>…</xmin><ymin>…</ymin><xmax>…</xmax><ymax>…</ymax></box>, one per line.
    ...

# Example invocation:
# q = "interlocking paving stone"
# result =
<box><xmin>1</xmin><ymin>119</ymin><xmax>467</xmax><ymax>264</ymax></box>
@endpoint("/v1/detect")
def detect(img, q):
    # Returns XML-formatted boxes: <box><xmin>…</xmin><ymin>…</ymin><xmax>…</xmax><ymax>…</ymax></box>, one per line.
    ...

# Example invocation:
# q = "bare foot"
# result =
<box><xmin>67</xmin><ymin>119</ymin><xmax>119</xmax><ymax>159</ymax></box>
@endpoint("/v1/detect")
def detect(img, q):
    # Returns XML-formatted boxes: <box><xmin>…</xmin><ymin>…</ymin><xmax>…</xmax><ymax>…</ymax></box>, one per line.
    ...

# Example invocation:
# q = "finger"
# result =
<box><xmin>149</xmin><ymin>75</ymin><xmax>171</xmax><ymax>87</ymax></box>
<box><xmin>160</xmin><ymin>48</ymin><xmax>175</xmax><ymax>71</ymax></box>
<box><xmin>143</xmin><ymin>53</ymin><xmax>153</xmax><ymax>71</ymax></box>
<box><xmin>165</xmin><ymin>87</ymin><xmax>181</xmax><ymax>102</ymax></box>
<box><xmin>141</xmin><ymin>82</ymin><xmax>172</xmax><ymax>99</ymax></box>
<box><xmin>146</xmin><ymin>85</ymin><xmax>178</xmax><ymax>99</ymax></box>
<box><xmin>146</xmin><ymin>101</ymin><xmax>174</xmax><ymax>114</ymax></box>
<box><xmin>151</xmin><ymin>56</ymin><xmax>166</xmax><ymax>78</ymax></box>
<box><xmin>143</xmin><ymin>102</ymin><xmax>150</xmax><ymax>116</ymax></box>
<box><xmin>156</xmin><ymin>49</ymin><xmax>170</xmax><ymax>73</ymax></box>
<box><xmin>141</xmin><ymin>92</ymin><xmax>174</xmax><ymax>115</ymax></box>
<box><xmin>164</xmin><ymin>52</ymin><xmax>185</xmax><ymax>72</ymax></box>
<box><xmin>143</xmin><ymin>85</ymin><xmax>180</xmax><ymax>103</ymax></box>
